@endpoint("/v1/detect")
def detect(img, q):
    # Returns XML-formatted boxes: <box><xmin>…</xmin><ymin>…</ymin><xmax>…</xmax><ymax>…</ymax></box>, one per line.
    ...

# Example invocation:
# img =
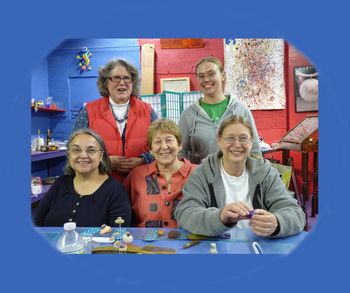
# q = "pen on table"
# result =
<box><xmin>183</xmin><ymin>239</ymin><xmax>200</xmax><ymax>249</ymax></box>
<box><xmin>252</xmin><ymin>241</ymin><xmax>264</xmax><ymax>254</ymax></box>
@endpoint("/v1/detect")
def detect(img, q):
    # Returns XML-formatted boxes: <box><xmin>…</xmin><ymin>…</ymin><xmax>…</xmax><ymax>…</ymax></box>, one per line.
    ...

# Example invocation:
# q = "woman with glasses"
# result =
<box><xmin>33</xmin><ymin>129</ymin><xmax>131</xmax><ymax>227</ymax></box>
<box><xmin>124</xmin><ymin>119</ymin><xmax>196</xmax><ymax>228</ymax></box>
<box><xmin>179</xmin><ymin>56</ymin><xmax>260</xmax><ymax>164</ymax></box>
<box><xmin>73</xmin><ymin>59</ymin><xmax>157</xmax><ymax>182</ymax></box>
<box><xmin>175</xmin><ymin>115</ymin><xmax>305</xmax><ymax>238</ymax></box>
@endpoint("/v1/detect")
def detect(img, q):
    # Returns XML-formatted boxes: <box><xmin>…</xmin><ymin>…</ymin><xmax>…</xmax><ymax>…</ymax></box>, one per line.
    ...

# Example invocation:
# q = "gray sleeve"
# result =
<box><xmin>245</xmin><ymin>109</ymin><xmax>261</xmax><ymax>155</ymax></box>
<box><xmin>262</xmin><ymin>166</ymin><xmax>306</xmax><ymax>238</ymax></box>
<box><xmin>72</xmin><ymin>107</ymin><xmax>89</xmax><ymax>131</ymax></box>
<box><xmin>178</xmin><ymin>111</ymin><xmax>191</xmax><ymax>160</ymax></box>
<box><xmin>175</xmin><ymin>168</ymin><xmax>230</xmax><ymax>236</ymax></box>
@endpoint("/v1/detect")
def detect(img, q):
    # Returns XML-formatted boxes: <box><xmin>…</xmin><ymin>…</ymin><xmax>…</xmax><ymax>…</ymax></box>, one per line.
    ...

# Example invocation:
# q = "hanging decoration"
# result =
<box><xmin>76</xmin><ymin>47</ymin><xmax>92</xmax><ymax>71</ymax></box>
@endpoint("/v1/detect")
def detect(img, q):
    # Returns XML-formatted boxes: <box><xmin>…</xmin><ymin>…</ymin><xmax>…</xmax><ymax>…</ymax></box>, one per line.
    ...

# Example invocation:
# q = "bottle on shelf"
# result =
<box><xmin>36</xmin><ymin>129</ymin><xmax>45</xmax><ymax>151</ymax></box>
<box><xmin>56</xmin><ymin>222</ymin><xmax>85</xmax><ymax>254</ymax></box>
<box><xmin>46</xmin><ymin>129</ymin><xmax>52</xmax><ymax>146</ymax></box>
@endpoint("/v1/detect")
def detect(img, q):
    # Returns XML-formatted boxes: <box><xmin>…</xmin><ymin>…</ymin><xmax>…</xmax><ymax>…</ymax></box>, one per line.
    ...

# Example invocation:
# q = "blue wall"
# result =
<box><xmin>31</xmin><ymin>38</ymin><xmax>140</xmax><ymax>140</ymax></box>
<box><xmin>31</xmin><ymin>38</ymin><xmax>140</xmax><ymax>178</ymax></box>
<box><xmin>31</xmin><ymin>58</ymin><xmax>49</xmax><ymax>98</ymax></box>
<box><xmin>31</xmin><ymin>58</ymin><xmax>51</xmax><ymax>138</ymax></box>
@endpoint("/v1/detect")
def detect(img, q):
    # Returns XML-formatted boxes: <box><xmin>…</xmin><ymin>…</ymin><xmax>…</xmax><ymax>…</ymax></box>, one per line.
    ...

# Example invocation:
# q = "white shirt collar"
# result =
<box><xmin>109</xmin><ymin>96</ymin><xmax>130</xmax><ymax>108</ymax></box>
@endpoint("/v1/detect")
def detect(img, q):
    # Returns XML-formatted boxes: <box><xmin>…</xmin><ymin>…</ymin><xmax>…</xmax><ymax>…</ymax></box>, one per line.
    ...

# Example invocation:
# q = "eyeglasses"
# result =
<box><xmin>68</xmin><ymin>147</ymin><xmax>102</xmax><ymax>156</ymax></box>
<box><xmin>108</xmin><ymin>75</ymin><xmax>132</xmax><ymax>84</ymax></box>
<box><xmin>196</xmin><ymin>70</ymin><xmax>220</xmax><ymax>81</ymax></box>
<box><xmin>222</xmin><ymin>136</ymin><xmax>251</xmax><ymax>145</ymax></box>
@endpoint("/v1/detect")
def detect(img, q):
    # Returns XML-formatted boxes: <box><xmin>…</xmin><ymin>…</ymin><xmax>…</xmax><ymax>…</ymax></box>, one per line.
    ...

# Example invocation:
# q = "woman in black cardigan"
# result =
<box><xmin>34</xmin><ymin>128</ymin><xmax>131</xmax><ymax>227</ymax></box>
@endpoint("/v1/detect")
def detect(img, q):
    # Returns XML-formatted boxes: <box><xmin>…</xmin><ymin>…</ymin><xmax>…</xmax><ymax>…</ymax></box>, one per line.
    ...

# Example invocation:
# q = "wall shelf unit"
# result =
<box><xmin>31</xmin><ymin>106</ymin><xmax>66</xmax><ymax>113</ymax></box>
<box><xmin>31</xmin><ymin>101</ymin><xmax>67</xmax><ymax>208</ymax></box>
<box><xmin>31</xmin><ymin>150</ymin><xmax>66</xmax><ymax>205</ymax></box>
<box><xmin>31</xmin><ymin>150</ymin><xmax>66</xmax><ymax>162</ymax></box>
<box><xmin>31</xmin><ymin>185</ymin><xmax>52</xmax><ymax>204</ymax></box>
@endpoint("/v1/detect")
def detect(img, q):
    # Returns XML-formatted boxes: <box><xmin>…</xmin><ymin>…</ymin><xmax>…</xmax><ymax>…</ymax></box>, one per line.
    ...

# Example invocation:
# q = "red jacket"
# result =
<box><xmin>86</xmin><ymin>96</ymin><xmax>152</xmax><ymax>182</ymax></box>
<box><xmin>124</xmin><ymin>158</ymin><xmax>197</xmax><ymax>228</ymax></box>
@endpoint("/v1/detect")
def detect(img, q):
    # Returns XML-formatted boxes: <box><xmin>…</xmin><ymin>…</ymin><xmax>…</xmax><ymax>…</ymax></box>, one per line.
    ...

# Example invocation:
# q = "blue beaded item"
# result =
<box><xmin>80</xmin><ymin>227</ymin><xmax>99</xmax><ymax>237</ymax></box>
<box><xmin>143</xmin><ymin>229</ymin><xmax>159</xmax><ymax>241</ymax></box>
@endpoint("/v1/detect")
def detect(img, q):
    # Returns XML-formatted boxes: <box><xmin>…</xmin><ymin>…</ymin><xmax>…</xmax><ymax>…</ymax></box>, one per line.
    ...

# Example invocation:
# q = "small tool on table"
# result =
<box><xmin>183</xmin><ymin>239</ymin><xmax>200</xmax><ymax>249</ymax></box>
<box><xmin>252</xmin><ymin>241</ymin><xmax>264</xmax><ymax>254</ymax></box>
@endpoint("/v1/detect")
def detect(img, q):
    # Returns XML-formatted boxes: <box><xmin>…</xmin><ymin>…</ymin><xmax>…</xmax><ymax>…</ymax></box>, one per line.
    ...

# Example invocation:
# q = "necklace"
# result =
<box><xmin>109</xmin><ymin>101</ymin><xmax>129</xmax><ymax>124</ymax></box>
<box><xmin>159</xmin><ymin>160</ymin><xmax>184</xmax><ymax>185</ymax></box>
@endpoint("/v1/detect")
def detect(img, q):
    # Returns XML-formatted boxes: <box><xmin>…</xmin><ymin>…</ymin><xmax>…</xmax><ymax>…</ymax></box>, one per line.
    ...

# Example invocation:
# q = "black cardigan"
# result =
<box><xmin>33</xmin><ymin>175</ymin><xmax>131</xmax><ymax>227</ymax></box>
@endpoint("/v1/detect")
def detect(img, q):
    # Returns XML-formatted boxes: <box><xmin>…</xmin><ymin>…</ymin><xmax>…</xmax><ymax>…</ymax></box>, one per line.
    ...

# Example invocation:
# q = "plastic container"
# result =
<box><xmin>45</xmin><ymin>96</ymin><xmax>53</xmax><ymax>108</ymax></box>
<box><xmin>35</xmin><ymin>129</ymin><xmax>45</xmax><ymax>151</ymax></box>
<box><xmin>56</xmin><ymin>222</ymin><xmax>85</xmax><ymax>254</ymax></box>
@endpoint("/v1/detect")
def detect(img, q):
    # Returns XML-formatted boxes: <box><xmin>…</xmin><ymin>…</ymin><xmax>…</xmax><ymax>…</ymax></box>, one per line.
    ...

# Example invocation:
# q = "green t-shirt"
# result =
<box><xmin>200</xmin><ymin>97</ymin><xmax>229</xmax><ymax>124</ymax></box>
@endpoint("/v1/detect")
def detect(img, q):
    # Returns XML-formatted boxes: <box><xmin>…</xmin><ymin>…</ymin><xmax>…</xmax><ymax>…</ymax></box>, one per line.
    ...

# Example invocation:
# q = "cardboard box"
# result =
<box><xmin>140</xmin><ymin>44</ymin><xmax>155</xmax><ymax>95</ymax></box>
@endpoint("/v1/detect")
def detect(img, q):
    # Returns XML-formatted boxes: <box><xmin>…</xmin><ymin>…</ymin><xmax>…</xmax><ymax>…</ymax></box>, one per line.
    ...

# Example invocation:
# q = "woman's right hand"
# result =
<box><xmin>220</xmin><ymin>202</ymin><xmax>253</xmax><ymax>225</ymax></box>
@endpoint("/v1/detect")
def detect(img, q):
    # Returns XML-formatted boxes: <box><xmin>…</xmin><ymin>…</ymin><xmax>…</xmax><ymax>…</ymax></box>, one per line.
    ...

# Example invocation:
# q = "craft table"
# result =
<box><xmin>35</xmin><ymin>227</ymin><xmax>307</xmax><ymax>254</ymax></box>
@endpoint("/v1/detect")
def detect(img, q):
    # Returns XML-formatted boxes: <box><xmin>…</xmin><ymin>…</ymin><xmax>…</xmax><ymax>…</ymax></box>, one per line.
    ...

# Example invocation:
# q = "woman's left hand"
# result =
<box><xmin>249</xmin><ymin>209</ymin><xmax>278</xmax><ymax>237</ymax></box>
<box><xmin>109</xmin><ymin>156</ymin><xmax>144</xmax><ymax>174</ymax></box>
<box><xmin>124</xmin><ymin>157</ymin><xmax>144</xmax><ymax>170</ymax></box>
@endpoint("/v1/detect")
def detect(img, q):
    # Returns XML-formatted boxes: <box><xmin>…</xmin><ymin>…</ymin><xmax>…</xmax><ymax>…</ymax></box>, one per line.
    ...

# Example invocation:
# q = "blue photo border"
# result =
<box><xmin>1</xmin><ymin>0</ymin><xmax>348</xmax><ymax>292</ymax></box>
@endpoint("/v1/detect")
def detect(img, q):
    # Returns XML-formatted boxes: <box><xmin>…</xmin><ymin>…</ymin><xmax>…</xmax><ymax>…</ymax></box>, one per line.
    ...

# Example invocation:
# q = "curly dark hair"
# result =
<box><xmin>97</xmin><ymin>59</ymin><xmax>139</xmax><ymax>97</ymax></box>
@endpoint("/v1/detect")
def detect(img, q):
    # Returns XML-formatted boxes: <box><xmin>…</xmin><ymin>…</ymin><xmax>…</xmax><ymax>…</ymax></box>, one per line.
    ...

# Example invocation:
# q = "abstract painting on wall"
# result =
<box><xmin>224</xmin><ymin>38</ymin><xmax>286</xmax><ymax>110</ymax></box>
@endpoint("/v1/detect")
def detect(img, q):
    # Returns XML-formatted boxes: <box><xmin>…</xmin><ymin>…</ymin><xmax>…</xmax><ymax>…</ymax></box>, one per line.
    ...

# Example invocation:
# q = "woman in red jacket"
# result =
<box><xmin>73</xmin><ymin>59</ymin><xmax>157</xmax><ymax>182</ymax></box>
<box><xmin>124</xmin><ymin>119</ymin><xmax>197</xmax><ymax>228</ymax></box>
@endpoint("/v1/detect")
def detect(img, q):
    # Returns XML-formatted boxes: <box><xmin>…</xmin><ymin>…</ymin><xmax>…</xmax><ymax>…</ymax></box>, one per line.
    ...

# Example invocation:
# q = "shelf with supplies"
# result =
<box><xmin>31</xmin><ymin>150</ymin><xmax>66</xmax><ymax>206</ymax></box>
<box><xmin>31</xmin><ymin>150</ymin><xmax>66</xmax><ymax>162</ymax></box>
<box><xmin>31</xmin><ymin>101</ymin><xmax>67</xmax><ymax>211</ymax></box>
<box><xmin>31</xmin><ymin>185</ymin><xmax>52</xmax><ymax>204</ymax></box>
<box><xmin>31</xmin><ymin>105</ymin><xmax>66</xmax><ymax>113</ymax></box>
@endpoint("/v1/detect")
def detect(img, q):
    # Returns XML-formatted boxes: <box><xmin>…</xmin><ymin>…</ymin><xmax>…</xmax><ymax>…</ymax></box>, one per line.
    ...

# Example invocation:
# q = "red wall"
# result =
<box><xmin>285</xmin><ymin>43</ymin><xmax>317</xmax><ymax>198</ymax></box>
<box><xmin>253</xmin><ymin>43</ymin><xmax>316</xmax><ymax>197</ymax></box>
<box><xmin>138</xmin><ymin>39</ymin><xmax>317</xmax><ymax>198</ymax></box>
<box><xmin>138</xmin><ymin>39</ymin><xmax>224</xmax><ymax>93</ymax></box>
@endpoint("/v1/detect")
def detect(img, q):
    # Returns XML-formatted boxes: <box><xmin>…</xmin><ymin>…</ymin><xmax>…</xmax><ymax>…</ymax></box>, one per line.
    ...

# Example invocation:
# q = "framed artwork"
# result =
<box><xmin>224</xmin><ymin>38</ymin><xmax>286</xmax><ymax>110</ymax></box>
<box><xmin>294</xmin><ymin>66</ymin><xmax>319</xmax><ymax>112</ymax></box>
<box><xmin>280</xmin><ymin>115</ymin><xmax>318</xmax><ymax>144</ymax></box>
<box><xmin>160</xmin><ymin>77</ymin><xmax>190</xmax><ymax>93</ymax></box>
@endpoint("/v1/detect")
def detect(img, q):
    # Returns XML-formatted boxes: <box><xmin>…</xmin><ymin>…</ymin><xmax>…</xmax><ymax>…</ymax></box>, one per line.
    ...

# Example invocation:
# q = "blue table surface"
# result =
<box><xmin>35</xmin><ymin>226</ymin><xmax>307</xmax><ymax>255</ymax></box>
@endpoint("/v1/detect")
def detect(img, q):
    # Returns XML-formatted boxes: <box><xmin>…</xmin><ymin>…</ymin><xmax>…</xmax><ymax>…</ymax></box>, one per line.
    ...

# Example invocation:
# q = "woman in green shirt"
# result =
<box><xmin>179</xmin><ymin>56</ymin><xmax>261</xmax><ymax>164</ymax></box>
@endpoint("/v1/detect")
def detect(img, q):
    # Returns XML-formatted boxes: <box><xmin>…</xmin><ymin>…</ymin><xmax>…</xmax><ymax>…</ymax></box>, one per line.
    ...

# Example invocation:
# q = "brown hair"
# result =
<box><xmin>147</xmin><ymin>118</ymin><xmax>182</xmax><ymax>148</ymax></box>
<box><xmin>218</xmin><ymin>115</ymin><xmax>261</xmax><ymax>159</ymax></box>
<box><xmin>195</xmin><ymin>56</ymin><xmax>224</xmax><ymax>74</ymax></box>
<box><xmin>218</xmin><ymin>115</ymin><xmax>254</xmax><ymax>138</ymax></box>
<box><xmin>97</xmin><ymin>59</ymin><xmax>139</xmax><ymax>97</ymax></box>
<box><xmin>195</xmin><ymin>56</ymin><xmax>225</xmax><ymax>90</ymax></box>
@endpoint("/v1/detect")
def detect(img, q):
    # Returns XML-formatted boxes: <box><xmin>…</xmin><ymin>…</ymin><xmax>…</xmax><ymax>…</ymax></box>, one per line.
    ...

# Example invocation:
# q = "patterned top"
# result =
<box><xmin>124</xmin><ymin>158</ymin><xmax>197</xmax><ymax>228</ymax></box>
